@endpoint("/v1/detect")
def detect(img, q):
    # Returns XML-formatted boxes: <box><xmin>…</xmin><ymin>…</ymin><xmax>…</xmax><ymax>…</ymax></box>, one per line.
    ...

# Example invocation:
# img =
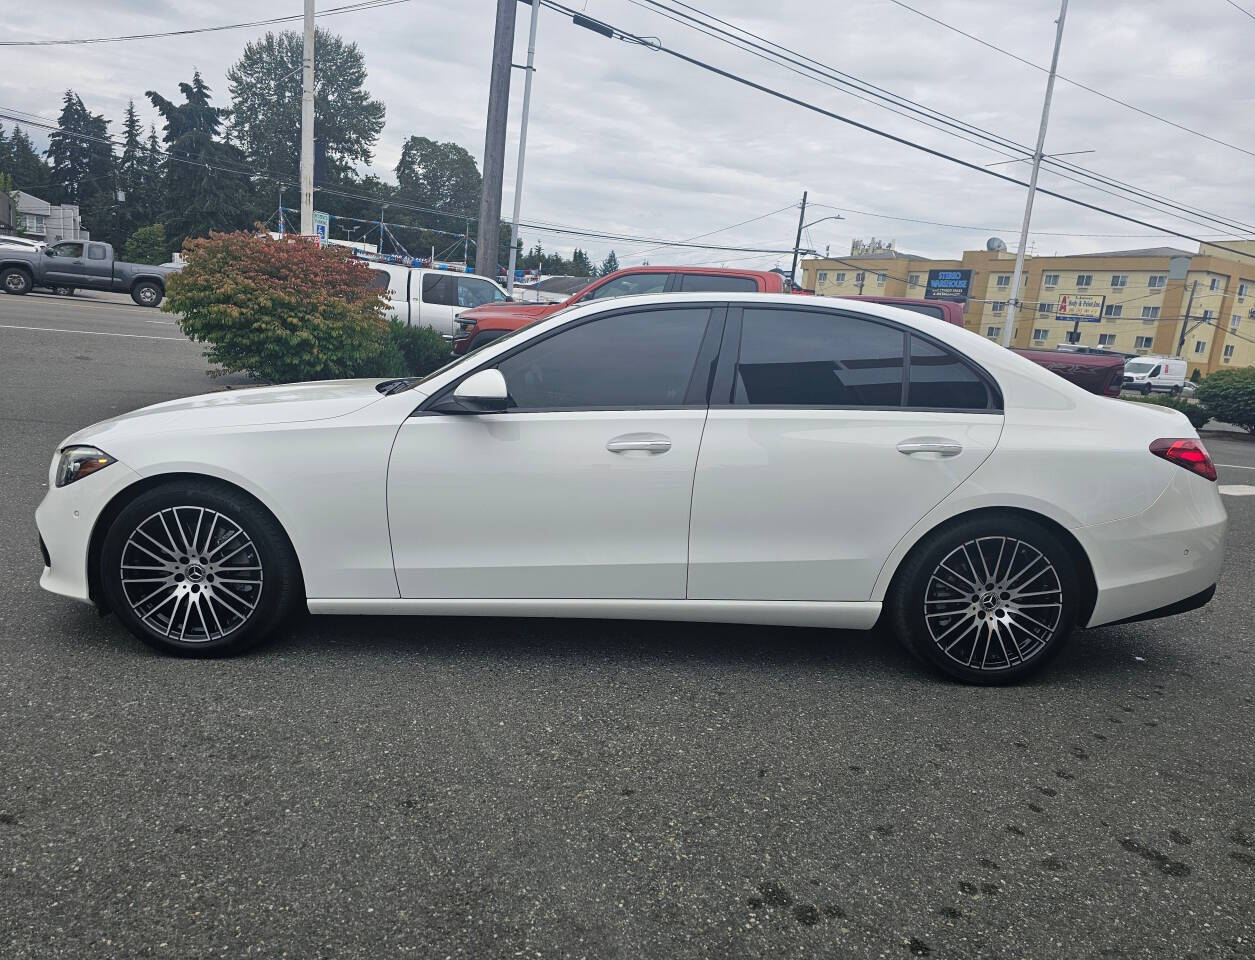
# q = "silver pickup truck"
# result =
<box><xmin>0</xmin><ymin>240</ymin><xmax>180</xmax><ymax>307</ymax></box>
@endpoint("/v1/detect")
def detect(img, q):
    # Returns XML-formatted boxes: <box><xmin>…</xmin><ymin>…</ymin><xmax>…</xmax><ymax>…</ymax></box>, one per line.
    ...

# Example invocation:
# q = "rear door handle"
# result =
<box><xmin>897</xmin><ymin>438</ymin><xmax>963</xmax><ymax>457</ymax></box>
<box><xmin>607</xmin><ymin>433</ymin><xmax>672</xmax><ymax>455</ymax></box>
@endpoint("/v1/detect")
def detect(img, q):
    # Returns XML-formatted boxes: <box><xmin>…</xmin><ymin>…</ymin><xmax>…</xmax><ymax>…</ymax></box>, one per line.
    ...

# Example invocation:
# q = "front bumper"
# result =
<box><xmin>35</xmin><ymin>459</ymin><xmax>141</xmax><ymax>604</ymax></box>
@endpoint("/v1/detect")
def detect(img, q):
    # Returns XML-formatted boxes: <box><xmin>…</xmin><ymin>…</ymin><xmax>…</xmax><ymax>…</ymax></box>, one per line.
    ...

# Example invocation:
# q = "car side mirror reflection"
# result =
<box><xmin>440</xmin><ymin>368</ymin><xmax>509</xmax><ymax>413</ymax></box>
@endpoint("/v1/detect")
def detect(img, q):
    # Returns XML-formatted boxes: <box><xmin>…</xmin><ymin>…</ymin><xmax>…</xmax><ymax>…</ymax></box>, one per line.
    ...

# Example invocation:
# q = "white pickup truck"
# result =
<box><xmin>365</xmin><ymin>265</ymin><xmax>511</xmax><ymax>337</ymax></box>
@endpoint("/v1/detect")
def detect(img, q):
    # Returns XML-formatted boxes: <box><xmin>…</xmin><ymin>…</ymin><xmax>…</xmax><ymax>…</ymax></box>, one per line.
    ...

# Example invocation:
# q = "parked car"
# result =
<box><xmin>366</xmin><ymin>265</ymin><xmax>510</xmax><ymax>338</ymax></box>
<box><xmin>37</xmin><ymin>293</ymin><xmax>1225</xmax><ymax>683</ymax></box>
<box><xmin>0</xmin><ymin>240</ymin><xmax>179</xmax><ymax>307</ymax></box>
<box><xmin>845</xmin><ymin>296</ymin><xmax>1125</xmax><ymax>397</ymax></box>
<box><xmin>452</xmin><ymin>266</ymin><xmax>786</xmax><ymax>354</ymax></box>
<box><xmin>1122</xmin><ymin>356</ymin><xmax>1189</xmax><ymax>395</ymax></box>
<box><xmin>0</xmin><ymin>234</ymin><xmax>44</xmax><ymax>252</ymax></box>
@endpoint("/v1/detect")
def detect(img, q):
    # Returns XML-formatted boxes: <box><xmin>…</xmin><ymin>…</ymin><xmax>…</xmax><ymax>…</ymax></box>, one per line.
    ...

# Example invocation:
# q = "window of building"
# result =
<box><xmin>817</xmin><ymin>271</ymin><xmax>828</xmax><ymax>284</ymax></box>
<box><xmin>1224</xmin><ymin>344</ymin><xmax>1235</xmax><ymax>361</ymax></box>
<box><xmin>1104</xmin><ymin>304</ymin><xmax>1123</xmax><ymax>318</ymax></box>
<box><xmin>1202</xmin><ymin>309</ymin><xmax>1214</xmax><ymax>321</ymax></box>
<box><xmin>986</xmin><ymin>326</ymin><xmax>1001</xmax><ymax>338</ymax></box>
<box><xmin>1043</xmin><ymin>273</ymin><xmax>1059</xmax><ymax>286</ymax></box>
<box><xmin>732</xmin><ymin>308</ymin><xmax>905</xmax><ymax>407</ymax></box>
<box><xmin>1232</xmin><ymin>315</ymin><xmax>1242</xmax><ymax>331</ymax></box>
<box><xmin>1134</xmin><ymin>336</ymin><xmax>1154</xmax><ymax>350</ymax></box>
<box><xmin>1110</xmin><ymin>274</ymin><xmax>1128</xmax><ymax>288</ymax></box>
<box><xmin>1141</xmin><ymin>306</ymin><xmax>1161</xmax><ymax>320</ymax></box>
<box><xmin>1038</xmin><ymin>301</ymin><xmax>1054</xmax><ymax>315</ymax></box>
<box><xmin>1098</xmin><ymin>334</ymin><xmax>1117</xmax><ymax>346</ymax></box>
<box><xmin>1032</xmin><ymin>328</ymin><xmax>1048</xmax><ymax>341</ymax></box>
<box><xmin>990</xmin><ymin>301</ymin><xmax>1006</xmax><ymax>314</ymax></box>
<box><xmin>907</xmin><ymin>335</ymin><xmax>991</xmax><ymax>409</ymax></box>
<box><xmin>496</xmin><ymin>307</ymin><xmax>710</xmax><ymax>410</ymax></box>
<box><xmin>1075</xmin><ymin>274</ymin><xmax>1093</xmax><ymax>288</ymax></box>
<box><xmin>1210</xmin><ymin>277</ymin><xmax>1221</xmax><ymax>292</ymax></box>
<box><xmin>677</xmin><ymin>274</ymin><xmax>758</xmax><ymax>293</ymax></box>
<box><xmin>854</xmin><ymin>272</ymin><xmax>865</xmax><ymax>284</ymax></box>
<box><xmin>875</xmin><ymin>272</ymin><xmax>886</xmax><ymax>286</ymax></box>
<box><xmin>1239</xmin><ymin>283</ymin><xmax>1248</xmax><ymax>299</ymax></box>
<box><xmin>908</xmin><ymin>273</ymin><xmax>921</xmax><ymax>287</ymax></box>
<box><xmin>995</xmin><ymin>274</ymin><xmax>1011</xmax><ymax>288</ymax></box>
<box><xmin>1148</xmin><ymin>274</ymin><xmax>1166</xmax><ymax>288</ymax></box>
<box><xmin>1194</xmin><ymin>340</ymin><xmax>1207</xmax><ymax>355</ymax></box>
<box><xmin>834</xmin><ymin>272</ymin><xmax>846</xmax><ymax>283</ymax></box>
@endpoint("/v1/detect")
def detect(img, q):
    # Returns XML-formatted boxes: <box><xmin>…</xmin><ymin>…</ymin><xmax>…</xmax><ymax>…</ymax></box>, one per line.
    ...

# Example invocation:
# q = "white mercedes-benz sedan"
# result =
<box><xmin>36</xmin><ymin>293</ymin><xmax>1226</xmax><ymax>682</ymax></box>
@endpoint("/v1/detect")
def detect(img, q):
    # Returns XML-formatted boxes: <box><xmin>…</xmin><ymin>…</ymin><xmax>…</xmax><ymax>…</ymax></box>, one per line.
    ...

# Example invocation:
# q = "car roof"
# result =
<box><xmin>603</xmin><ymin>265</ymin><xmax>780</xmax><ymax>280</ymax></box>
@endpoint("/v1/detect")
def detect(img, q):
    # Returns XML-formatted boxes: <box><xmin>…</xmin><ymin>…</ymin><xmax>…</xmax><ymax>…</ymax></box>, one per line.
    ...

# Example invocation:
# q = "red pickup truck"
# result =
<box><xmin>451</xmin><ymin>266</ymin><xmax>786</xmax><ymax>354</ymax></box>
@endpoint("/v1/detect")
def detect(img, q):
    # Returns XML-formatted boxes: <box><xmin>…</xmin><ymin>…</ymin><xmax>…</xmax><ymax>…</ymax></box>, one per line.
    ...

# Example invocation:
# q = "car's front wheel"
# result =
<box><xmin>2</xmin><ymin>267</ymin><xmax>32</xmax><ymax>295</ymax></box>
<box><xmin>889</xmin><ymin>515</ymin><xmax>1078</xmax><ymax>684</ymax></box>
<box><xmin>100</xmin><ymin>481</ymin><xmax>300</xmax><ymax>656</ymax></box>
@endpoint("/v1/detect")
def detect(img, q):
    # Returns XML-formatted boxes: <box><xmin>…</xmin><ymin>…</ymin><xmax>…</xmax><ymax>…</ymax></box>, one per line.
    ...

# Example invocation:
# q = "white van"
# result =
<box><xmin>366</xmin><ymin>266</ymin><xmax>510</xmax><ymax>337</ymax></box>
<box><xmin>1122</xmin><ymin>355</ymin><xmax>1187</xmax><ymax>395</ymax></box>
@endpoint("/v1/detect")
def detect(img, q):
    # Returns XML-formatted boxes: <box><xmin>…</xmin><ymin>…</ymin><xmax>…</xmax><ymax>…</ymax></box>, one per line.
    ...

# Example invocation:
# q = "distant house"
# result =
<box><xmin>14</xmin><ymin>191</ymin><xmax>87</xmax><ymax>243</ymax></box>
<box><xmin>0</xmin><ymin>191</ymin><xmax>14</xmax><ymax>231</ymax></box>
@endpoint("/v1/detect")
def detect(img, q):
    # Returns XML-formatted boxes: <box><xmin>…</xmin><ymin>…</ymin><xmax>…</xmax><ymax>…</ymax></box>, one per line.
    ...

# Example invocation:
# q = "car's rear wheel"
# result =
<box><xmin>890</xmin><ymin>515</ymin><xmax>1078</xmax><ymax>684</ymax></box>
<box><xmin>131</xmin><ymin>281</ymin><xmax>163</xmax><ymax>308</ymax></box>
<box><xmin>101</xmin><ymin>482</ymin><xmax>300</xmax><ymax>656</ymax></box>
<box><xmin>2</xmin><ymin>267</ymin><xmax>32</xmax><ymax>295</ymax></box>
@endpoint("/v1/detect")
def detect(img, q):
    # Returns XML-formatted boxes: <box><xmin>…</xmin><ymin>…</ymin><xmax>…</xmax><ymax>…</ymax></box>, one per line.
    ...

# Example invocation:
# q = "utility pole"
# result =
<box><xmin>1175</xmin><ymin>280</ymin><xmax>1199</xmax><ymax>357</ymax></box>
<box><xmin>277</xmin><ymin>187</ymin><xmax>284</xmax><ymax>236</ymax></box>
<box><xmin>505</xmin><ymin>0</ymin><xmax>540</xmax><ymax>295</ymax></box>
<box><xmin>788</xmin><ymin>191</ymin><xmax>807</xmax><ymax>292</ymax></box>
<box><xmin>299</xmin><ymin>0</ymin><xmax>315</xmax><ymax>235</ymax></box>
<box><xmin>1001</xmin><ymin>0</ymin><xmax>1068</xmax><ymax>349</ymax></box>
<box><xmin>475</xmin><ymin>0</ymin><xmax>518</xmax><ymax>279</ymax></box>
<box><xmin>377</xmin><ymin>202</ymin><xmax>387</xmax><ymax>255</ymax></box>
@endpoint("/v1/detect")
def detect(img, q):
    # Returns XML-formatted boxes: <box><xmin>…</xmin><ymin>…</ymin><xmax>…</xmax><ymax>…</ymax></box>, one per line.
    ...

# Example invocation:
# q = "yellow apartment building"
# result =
<box><xmin>801</xmin><ymin>241</ymin><xmax>1255</xmax><ymax>378</ymax></box>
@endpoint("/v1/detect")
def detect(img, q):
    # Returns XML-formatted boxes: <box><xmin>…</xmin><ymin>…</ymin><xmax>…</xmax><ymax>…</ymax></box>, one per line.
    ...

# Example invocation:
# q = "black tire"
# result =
<box><xmin>131</xmin><ymin>281</ymin><xmax>163</xmax><ymax>308</ymax></box>
<box><xmin>1141</xmin><ymin>383</ymin><xmax>1152</xmax><ymax>396</ymax></box>
<box><xmin>888</xmin><ymin>514</ymin><xmax>1079</xmax><ymax>684</ymax></box>
<box><xmin>100</xmin><ymin>481</ymin><xmax>301</xmax><ymax>656</ymax></box>
<box><xmin>1170</xmin><ymin>385</ymin><xmax>1181</xmax><ymax>396</ymax></box>
<box><xmin>2</xmin><ymin>267</ymin><xmax>32</xmax><ymax>295</ymax></box>
<box><xmin>53</xmin><ymin>286</ymin><xmax>76</xmax><ymax>296</ymax></box>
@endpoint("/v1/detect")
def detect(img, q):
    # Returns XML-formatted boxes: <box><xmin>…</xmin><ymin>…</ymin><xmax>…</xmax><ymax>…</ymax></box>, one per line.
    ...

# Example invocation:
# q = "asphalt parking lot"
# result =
<box><xmin>1</xmin><ymin>291</ymin><xmax>1253</xmax><ymax>959</ymax></box>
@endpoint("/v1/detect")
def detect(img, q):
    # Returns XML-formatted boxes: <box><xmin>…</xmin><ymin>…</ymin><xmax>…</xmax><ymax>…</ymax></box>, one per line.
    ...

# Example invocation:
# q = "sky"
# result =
<box><xmin>3</xmin><ymin>0</ymin><xmax>1254</xmax><ymax>271</ymax></box>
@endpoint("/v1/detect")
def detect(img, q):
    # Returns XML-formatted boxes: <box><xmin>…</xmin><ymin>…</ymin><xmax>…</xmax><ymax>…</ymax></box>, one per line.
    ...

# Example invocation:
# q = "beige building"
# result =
<box><xmin>801</xmin><ymin>241</ymin><xmax>1255</xmax><ymax>378</ymax></box>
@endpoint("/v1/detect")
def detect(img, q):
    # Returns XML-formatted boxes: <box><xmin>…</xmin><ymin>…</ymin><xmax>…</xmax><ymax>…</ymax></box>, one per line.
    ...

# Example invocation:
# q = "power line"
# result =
<box><xmin>882</xmin><ymin>0</ymin><xmax>1255</xmax><ymax>162</ymax></box>
<box><xmin>625</xmin><ymin>201</ymin><xmax>801</xmax><ymax>263</ymax></box>
<box><xmin>541</xmin><ymin>0</ymin><xmax>1255</xmax><ymax>263</ymax></box>
<box><xmin>1223</xmin><ymin>0</ymin><xmax>1255</xmax><ymax>22</ymax></box>
<box><xmin>0</xmin><ymin>0</ymin><xmax>416</xmax><ymax>46</ymax></box>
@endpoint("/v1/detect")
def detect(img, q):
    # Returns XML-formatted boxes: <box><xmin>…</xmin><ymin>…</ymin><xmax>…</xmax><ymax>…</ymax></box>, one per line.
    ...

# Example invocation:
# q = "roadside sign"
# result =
<box><xmin>924</xmin><ymin>269</ymin><xmax>971</xmax><ymax>301</ymax></box>
<box><xmin>312</xmin><ymin>210</ymin><xmax>330</xmax><ymax>241</ymax></box>
<box><xmin>1055</xmin><ymin>293</ymin><xmax>1105</xmax><ymax>322</ymax></box>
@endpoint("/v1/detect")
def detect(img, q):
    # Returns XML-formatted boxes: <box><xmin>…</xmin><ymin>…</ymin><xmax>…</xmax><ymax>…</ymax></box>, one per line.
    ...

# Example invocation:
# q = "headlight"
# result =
<box><xmin>55</xmin><ymin>446</ymin><xmax>116</xmax><ymax>487</ymax></box>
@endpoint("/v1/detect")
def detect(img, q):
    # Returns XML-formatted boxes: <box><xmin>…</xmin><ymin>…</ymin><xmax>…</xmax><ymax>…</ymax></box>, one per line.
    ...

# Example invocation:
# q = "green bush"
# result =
<box><xmin>1123</xmin><ymin>394</ymin><xmax>1211</xmax><ymax>430</ymax></box>
<box><xmin>384</xmin><ymin>319</ymin><xmax>452</xmax><ymax>377</ymax></box>
<box><xmin>1196</xmin><ymin>367</ymin><xmax>1255</xmax><ymax>433</ymax></box>
<box><xmin>165</xmin><ymin>231</ymin><xmax>391</xmax><ymax>383</ymax></box>
<box><xmin>123</xmin><ymin>224</ymin><xmax>168</xmax><ymax>265</ymax></box>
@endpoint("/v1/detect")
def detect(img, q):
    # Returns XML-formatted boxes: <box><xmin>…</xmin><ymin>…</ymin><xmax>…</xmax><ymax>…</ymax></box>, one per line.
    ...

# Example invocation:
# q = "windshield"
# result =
<box><xmin>1124</xmin><ymin>360</ymin><xmax>1156</xmax><ymax>374</ymax></box>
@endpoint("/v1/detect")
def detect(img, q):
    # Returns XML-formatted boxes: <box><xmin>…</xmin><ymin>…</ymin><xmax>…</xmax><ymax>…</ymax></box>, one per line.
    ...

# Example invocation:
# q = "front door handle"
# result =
<box><xmin>897</xmin><ymin>438</ymin><xmax>963</xmax><ymax>457</ymax></box>
<box><xmin>606</xmin><ymin>433</ymin><xmax>672</xmax><ymax>455</ymax></box>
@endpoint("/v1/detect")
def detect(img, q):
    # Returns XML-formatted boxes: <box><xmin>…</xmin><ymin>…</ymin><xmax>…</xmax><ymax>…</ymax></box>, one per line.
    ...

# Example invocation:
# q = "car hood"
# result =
<box><xmin>460</xmin><ymin>302</ymin><xmax>558</xmax><ymax>324</ymax></box>
<box><xmin>64</xmin><ymin>379</ymin><xmax>387</xmax><ymax>447</ymax></box>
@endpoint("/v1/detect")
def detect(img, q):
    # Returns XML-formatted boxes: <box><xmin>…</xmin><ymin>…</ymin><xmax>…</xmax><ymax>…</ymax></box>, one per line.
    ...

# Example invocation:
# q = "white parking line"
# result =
<box><xmin>0</xmin><ymin>323</ymin><xmax>186</xmax><ymax>341</ymax></box>
<box><xmin>1219</xmin><ymin>485</ymin><xmax>1255</xmax><ymax>496</ymax></box>
<box><xmin>1216</xmin><ymin>463</ymin><xmax>1255</xmax><ymax>470</ymax></box>
<box><xmin>144</xmin><ymin>320</ymin><xmax>176</xmax><ymax>324</ymax></box>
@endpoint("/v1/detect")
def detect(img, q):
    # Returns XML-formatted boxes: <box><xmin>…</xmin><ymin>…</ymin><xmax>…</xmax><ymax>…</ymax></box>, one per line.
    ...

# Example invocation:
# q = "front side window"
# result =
<box><xmin>677</xmin><ymin>274</ymin><xmax>757</xmax><ymax>293</ymax></box>
<box><xmin>581</xmin><ymin>273</ymin><xmax>668</xmax><ymax>301</ymax></box>
<box><xmin>422</xmin><ymin>273</ymin><xmax>457</xmax><ymax>307</ymax></box>
<box><xmin>908</xmin><ymin>336</ymin><xmax>990</xmax><ymax>409</ymax></box>
<box><xmin>51</xmin><ymin>242</ymin><xmax>84</xmax><ymax>258</ymax></box>
<box><xmin>456</xmin><ymin>277</ymin><xmax>503</xmax><ymax>309</ymax></box>
<box><xmin>495</xmin><ymin>307</ymin><xmax>709</xmax><ymax>410</ymax></box>
<box><xmin>732</xmin><ymin>308</ymin><xmax>905</xmax><ymax>407</ymax></box>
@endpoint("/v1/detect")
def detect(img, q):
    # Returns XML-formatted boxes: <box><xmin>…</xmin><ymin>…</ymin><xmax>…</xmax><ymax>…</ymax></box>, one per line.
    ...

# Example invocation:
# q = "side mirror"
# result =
<box><xmin>446</xmin><ymin>368</ymin><xmax>509</xmax><ymax>413</ymax></box>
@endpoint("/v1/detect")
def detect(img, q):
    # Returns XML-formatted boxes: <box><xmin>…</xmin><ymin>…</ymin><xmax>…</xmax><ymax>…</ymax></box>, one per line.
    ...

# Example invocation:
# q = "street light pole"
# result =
<box><xmin>506</xmin><ymin>0</ymin><xmax>540</xmax><ymax>295</ymax></box>
<box><xmin>1001</xmin><ymin>0</ymin><xmax>1068</xmax><ymax>349</ymax></box>
<box><xmin>299</xmin><ymin>0</ymin><xmax>315</xmax><ymax>235</ymax></box>
<box><xmin>789</xmin><ymin>191</ymin><xmax>807</xmax><ymax>291</ymax></box>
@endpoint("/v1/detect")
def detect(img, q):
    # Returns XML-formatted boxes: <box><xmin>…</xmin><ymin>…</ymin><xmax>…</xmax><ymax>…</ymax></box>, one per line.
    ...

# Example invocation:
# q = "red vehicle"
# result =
<box><xmin>452</xmin><ymin>266</ymin><xmax>786</xmax><ymax>354</ymax></box>
<box><xmin>842</xmin><ymin>295</ymin><xmax>1125</xmax><ymax>398</ymax></box>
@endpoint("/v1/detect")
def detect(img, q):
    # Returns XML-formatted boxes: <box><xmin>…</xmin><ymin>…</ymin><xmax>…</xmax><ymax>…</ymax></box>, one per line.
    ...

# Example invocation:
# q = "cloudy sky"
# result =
<box><xmin>3</xmin><ymin>0</ymin><xmax>1253</xmax><ymax>269</ymax></box>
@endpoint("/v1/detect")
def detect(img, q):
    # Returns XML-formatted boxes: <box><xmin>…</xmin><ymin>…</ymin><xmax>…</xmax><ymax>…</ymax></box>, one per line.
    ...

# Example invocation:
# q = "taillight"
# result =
<box><xmin>1150</xmin><ymin>438</ymin><xmax>1217</xmax><ymax>482</ymax></box>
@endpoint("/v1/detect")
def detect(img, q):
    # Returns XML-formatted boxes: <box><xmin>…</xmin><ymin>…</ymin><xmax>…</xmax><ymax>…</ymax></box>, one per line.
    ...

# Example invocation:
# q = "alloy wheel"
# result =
<box><xmin>922</xmin><ymin>536</ymin><xmax>1063</xmax><ymax>672</ymax></box>
<box><xmin>118</xmin><ymin>506</ymin><xmax>263</xmax><ymax>642</ymax></box>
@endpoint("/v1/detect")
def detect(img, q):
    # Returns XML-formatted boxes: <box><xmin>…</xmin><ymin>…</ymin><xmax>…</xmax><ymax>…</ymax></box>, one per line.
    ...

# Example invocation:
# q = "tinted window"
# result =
<box><xmin>87</xmin><ymin>244</ymin><xmax>108</xmax><ymax>260</ymax></box>
<box><xmin>733</xmin><ymin>308</ymin><xmax>905</xmax><ymax>407</ymax></box>
<box><xmin>881</xmin><ymin>301</ymin><xmax>946</xmax><ymax>322</ymax></box>
<box><xmin>496</xmin><ymin>307</ymin><xmax>710</xmax><ymax>409</ymax></box>
<box><xmin>908</xmin><ymin>336</ymin><xmax>990</xmax><ymax>409</ymax></box>
<box><xmin>457</xmin><ymin>277</ymin><xmax>501</xmax><ymax>308</ymax></box>
<box><xmin>678</xmin><ymin>274</ymin><xmax>757</xmax><ymax>293</ymax></box>
<box><xmin>422</xmin><ymin>273</ymin><xmax>457</xmax><ymax>306</ymax></box>
<box><xmin>582</xmin><ymin>273</ymin><xmax>668</xmax><ymax>301</ymax></box>
<box><xmin>366</xmin><ymin>268</ymin><xmax>391</xmax><ymax>291</ymax></box>
<box><xmin>52</xmin><ymin>242</ymin><xmax>84</xmax><ymax>258</ymax></box>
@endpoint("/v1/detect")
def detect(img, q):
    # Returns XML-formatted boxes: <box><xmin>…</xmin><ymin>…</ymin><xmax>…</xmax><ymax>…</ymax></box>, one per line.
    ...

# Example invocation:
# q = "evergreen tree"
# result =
<box><xmin>147</xmin><ymin>72</ymin><xmax>253</xmax><ymax>250</ymax></box>
<box><xmin>116</xmin><ymin>101</ymin><xmax>146</xmax><ymax>237</ymax></box>
<box><xmin>46</xmin><ymin>90</ymin><xmax>117</xmax><ymax>242</ymax></box>
<box><xmin>2</xmin><ymin>125</ymin><xmax>52</xmax><ymax>198</ymax></box>
<box><xmin>570</xmin><ymin>248</ymin><xmax>594</xmax><ymax>277</ymax></box>
<box><xmin>599</xmin><ymin>250</ymin><xmax>620</xmax><ymax>276</ymax></box>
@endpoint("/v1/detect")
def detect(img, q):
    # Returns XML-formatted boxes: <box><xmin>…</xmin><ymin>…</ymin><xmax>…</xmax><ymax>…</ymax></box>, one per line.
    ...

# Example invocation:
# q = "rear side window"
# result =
<box><xmin>87</xmin><ymin>244</ymin><xmax>108</xmax><ymax>260</ymax></box>
<box><xmin>908</xmin><ymin>336</ymin><xmax>990</xmax><ymax>409</ymax></box>
<box><xmin>366</xmin><ymin>269</ymin><xmax>391</xmax><ymax>291</ymax></box>
<box><xmin>733</xmin><ymin>308</ymin><xmax>905</xmax><ymax>407</ymax></box>
<box><xmin>677</xmin><ymin>274</ymin><xmax>757</xmax><ymax>293</ymax></box>
<box><xmin>496</xmin><ymin>307</ymin><xmax>710</xmax><ymax>410</ymax></box>
<box><xmin>422</xmin><ymin>273</ymin><xmax>457</xmax><ymax>306</ymax></box>
<box><xmin>456</xmin><ymin>277</ymin><xmax>503</xmax><ymax>308</ymax></box>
